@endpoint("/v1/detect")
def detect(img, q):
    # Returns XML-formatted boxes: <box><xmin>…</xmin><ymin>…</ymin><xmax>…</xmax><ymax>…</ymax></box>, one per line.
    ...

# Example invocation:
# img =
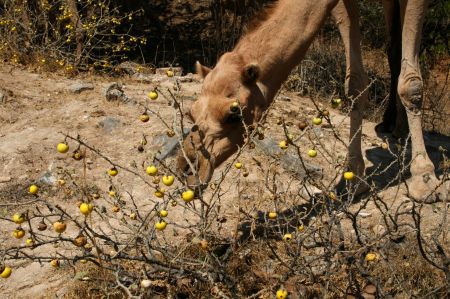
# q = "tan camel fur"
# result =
<box><xmin>177</xmin><ymin>0</ymin><xmax>447</xmax><ymax>202</ymax></box>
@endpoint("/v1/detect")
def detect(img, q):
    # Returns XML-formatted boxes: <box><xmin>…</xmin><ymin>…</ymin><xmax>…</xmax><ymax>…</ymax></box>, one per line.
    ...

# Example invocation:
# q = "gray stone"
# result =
<box><xmin>253</xmin><ymin>138</ymin><xmax>322</xmax><ymax>178</ymax></box>
<box><xmin>68</xmin><ymin>82</ymin><xmax>94</xmax><ymax>94</ymax></box>
<box><xmin>104</xmin><ymin>82</ymin><xmax>132</xmax><ymax>103</ymax></box>
<box><xmin>98</xmin><ymin>117</ymin><xmax>122</xmax><ymax>133</ymax></box>
<box><xmin>116</xmin><ymin>61</ymin><xmax>152</xmax><ymax>75</ymax></box>
<box><xmin>154</xmin><ymin>128</ymin><xmax>191</xmax><ymax>162</ymax></box>
<box><xmin>37</xmin><ymin>171</ymin><xmax>56</xmax><ymax>185</ymax></box>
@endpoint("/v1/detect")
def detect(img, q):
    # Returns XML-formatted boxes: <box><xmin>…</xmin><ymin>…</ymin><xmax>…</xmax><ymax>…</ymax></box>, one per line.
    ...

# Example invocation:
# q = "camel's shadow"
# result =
<box><xmin>365</xmin><ymin>131</ymin><xmax>450</xmax><ymax>189</ymax></box>
<box><xmin>237</xmin><ymin>131</ymin><xmax>450</xmax><ymax>243</ymax></box>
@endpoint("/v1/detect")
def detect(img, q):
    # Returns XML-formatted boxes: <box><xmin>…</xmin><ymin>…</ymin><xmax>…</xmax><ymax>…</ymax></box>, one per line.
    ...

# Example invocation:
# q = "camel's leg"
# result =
<box><xmin>377</xmin><ymin>0</ymin><xmax>408</xmax><ymax>138</ymax></box>
<box><xmin>397</xmin><ymin>0</ymin><xmax>446</xmax><ymax>202</ymax></box>
<box><xmin>331</xmin><ymin>0</ymin><xmax>369</xmax><ymax>191</ymax></box>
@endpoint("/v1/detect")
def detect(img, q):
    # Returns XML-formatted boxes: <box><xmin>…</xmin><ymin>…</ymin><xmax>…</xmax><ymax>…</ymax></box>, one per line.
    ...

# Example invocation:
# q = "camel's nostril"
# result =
<box><xmin>184</xmin><ymin>164</ymin><xmax>193</xmax><ymax>176</ymax></box>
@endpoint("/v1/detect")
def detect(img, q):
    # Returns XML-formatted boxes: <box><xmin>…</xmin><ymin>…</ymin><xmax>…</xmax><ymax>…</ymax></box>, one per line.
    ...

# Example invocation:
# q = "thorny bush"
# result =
<box><xmin>0</xmin><ymin>75</ymin><xmax>449</xmax><ymax>298</ymax></box>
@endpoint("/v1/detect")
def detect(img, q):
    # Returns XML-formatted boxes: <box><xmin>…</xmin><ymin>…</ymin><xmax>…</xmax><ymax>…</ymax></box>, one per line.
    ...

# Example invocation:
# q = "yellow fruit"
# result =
<box><xmin>329</xmin><ymin>192</ymin><xmax>336</xmax><ymax>201</ymax></box>
<box><xmin>148</xmin><ymin>91</ymin><xmax>158</xmax><ymax>100</ymax></box>
<box><xmin>108</xmin><ymin>190</ymin><xmax>116</xmax><ymax>197</ymax></box>
<box><xmin>154</xmin><ymin>189</ymin><xmax>165</xmax><ymax>198</ymax></box>
<box><xmin>108</xmin><ymin>167</ymin><xmax>118</xmax><ymax>177</ymax></box>
<box><xmin>57</xmin><ymin>179</ymin><xmax>66</xmax><ymax>186</ymax></box>
<box><xmin>182</xmin><ymin>190</ymin><xmax>195</xmax><ymax>202</ymax></box>
<box><xmin>38</xmin><ymin>221</ymin><xmax>47</xmax><ymax>231</ymax></box>
<box><xmin>298</xmin><ymin>225</ymin><xmax>305</xmax><ymax>232</ymax></box>
<box><xmin>79</xmin><ymin>203</ymin><xmax>93</xmax><ymax>216</ymax></box>
<box><xmin>268</xmin><ymin>212</ymin><xmax>277</xmax><ymax>219</ymax></box>
<box><xmin>162</xmin><ymin>175</ymin><xmax>174</xmax><ymax>186</ymax></box>
<box><xmin>130</xmin><ymin>213</ymin><xmax>137</xmax><ymax>220</ymax></box>
<box><xmin>283</xmin><ymin>233</ymin><xmax>292</xmax><ymax>241</ymax></box>
<box><xmin>166</xmin><ymin>130</ymin><xmax>175</xmax><ymax>137</ymax></box>
<box><xmin>155</xmin><ymin>221</ymin><xmax>167</xmax><ymax>231</ymax></box>
<box><xmin>13</xmin><ymin>228</ymin><xmax>25</xmax><ymax>239</ymax></box>
<box><xmin>365</xmin><ymin>252</ymin><xmax>378</xmax><ymax>262</ymax></box>
<box><xmin>26</xmin><ymin>238</ymin><xmax>33</xmax><ymax>246</ymax></box>
<box><xmin>230</xmin><ymin>101</ymin><xmax>239</xmax><ymax>112</ymax></box>
<box><xmin>276</xmin><ymin>289</ymin><xmax>288</xmax><ymax>299</ymax></box>
<box><xmin>235</xmin><ymin>162</ymin><xmax>242</xmax><ymax>169</ymax></box>
<box><xmin>50</xmin><ymin>259</ymin><xmax>60</xmax><ymax>268</ymax></box>
<box><xmin>166</xmin><ymin>70</ymin><xmax>174</xmax><ymax>77</ymax></box>
<box><xmin>140</xmin><ymin>113</ymin><xmax>150</xmax><ymax>122</ymax></box>
<box><xmin>312</xmin><ymin>117</ymin><xmax>322</xmax><ymax>125</ymax></box>
<box><xmin>146</xmin><ymin>165</ymin><xmax>158</xmax><ymax>176</ymax></box>
<box><xmin>73</xmin><ymin>235</ymin><xmax>87</xmax><ymax>247</ymax></box>
<box><xmin>72</xmin><ymin>150</ymin><xmax>83</xmax><ymax>161</ymax></box>
<box><xmin>279</xmin><ymin>140</ymin><xmax>288</xmax><ymax>150</ymax></box>
<box><xmin>159</xmin><ymin>210</ymin><xmax>168</xmax><ymax>217</ymax></box>
<box><xmin>29</xmin><ymin>184</ymin><xmax>38</xmax><ymax>195</ymax></box>
<box><xmin>53</xmin><ymin>221</ymin><xmax>67</xmax><ymax>234</ymax></box>
<box><xmin>1</xmin><ymin>266</ymin><xmax>12</xmax><ymax>278</ymax></box>
<box><xmin>199</xmin><ymin>239</ymin><xmax>209</xmax><ymax>250</ymax></box>
<box><xmin>307</xmin><ymin>149</ymin><xmax>317</xmax><ymax>158</ymax></box>
<box><xmin>12</xmin><ymin>213</ymin><xmax>25</xmax><ymax>224</ymax></box>
<box><xmin>343</xmin><ymin>171</ymin><xmax>354</xmax><ymax>181</ymax></box>
<box><xmin>57</xmin><ymin>143</ymin><xmax>69</xmax><ymax>153</ymax></box>
<box><xmin>331</xmin><ymin>98</ymin><xmax>342</xmax><ymax>108</ymax></box>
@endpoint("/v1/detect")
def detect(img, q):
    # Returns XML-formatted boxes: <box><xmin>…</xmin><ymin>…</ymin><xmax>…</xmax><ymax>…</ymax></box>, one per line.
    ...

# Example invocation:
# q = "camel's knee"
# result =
<box><xmin>397</xmin><ymin>65</ymin><xmax>423</xmax><ymax>112</ymax></box>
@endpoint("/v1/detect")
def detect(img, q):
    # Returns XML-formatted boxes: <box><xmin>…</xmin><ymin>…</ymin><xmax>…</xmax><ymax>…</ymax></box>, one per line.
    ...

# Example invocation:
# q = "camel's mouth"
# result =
<box><xmin>176</xmin><ymin>130</ymin><xmax>215</xmax><ymax>190</ymax></box>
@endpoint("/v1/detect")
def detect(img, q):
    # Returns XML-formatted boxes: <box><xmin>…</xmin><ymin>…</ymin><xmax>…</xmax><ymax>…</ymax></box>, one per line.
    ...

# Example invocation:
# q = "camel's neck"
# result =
<box><xmin>235</xmin><ymin>0</ymin><xmax>337</xmax><ymax>101</ymax></box>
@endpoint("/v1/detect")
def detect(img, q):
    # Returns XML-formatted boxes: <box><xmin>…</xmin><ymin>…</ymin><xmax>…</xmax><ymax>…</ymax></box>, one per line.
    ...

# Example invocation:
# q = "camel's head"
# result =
<box><xmin>177</xmin><ymin>52</ymin><xmax>267</xmax><ymax>189</ymax></box>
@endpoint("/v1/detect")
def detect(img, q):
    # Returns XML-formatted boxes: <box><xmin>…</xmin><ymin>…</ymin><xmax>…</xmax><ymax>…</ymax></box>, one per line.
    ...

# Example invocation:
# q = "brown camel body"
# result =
<box><xmin>177</xmin><ymin>0</ymin><xmax>447</xmax><ymax>202</ymax></box>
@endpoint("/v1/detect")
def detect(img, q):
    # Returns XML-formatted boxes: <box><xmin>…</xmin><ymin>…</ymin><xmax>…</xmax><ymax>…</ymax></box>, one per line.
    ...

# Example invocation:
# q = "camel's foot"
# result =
<box><xmin>335</xmin><ymin>175</ymin><xmax>370</xmax><ymax>200</ymax></box>
<box><xmin>406</xmin><ymin>174</ymin><xmax>448</xmax><ymax>203</ymax></box>
<box><xmin>375</xmin><ymin>121</ymin><xmax>394</xmax><ymax>136</ymax></box>
<box><xmin>375</xmin><ymin>120</ymin><xmax>408</xmax><ymax>139</ymax></box>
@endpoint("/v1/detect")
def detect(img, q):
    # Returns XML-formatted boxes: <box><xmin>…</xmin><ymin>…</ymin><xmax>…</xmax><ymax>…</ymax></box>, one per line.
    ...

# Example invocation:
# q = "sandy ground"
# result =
<box><xmin>0</xmin><ymin>63</ymin><xmax>448</xmax><ymax>298</ymax></box>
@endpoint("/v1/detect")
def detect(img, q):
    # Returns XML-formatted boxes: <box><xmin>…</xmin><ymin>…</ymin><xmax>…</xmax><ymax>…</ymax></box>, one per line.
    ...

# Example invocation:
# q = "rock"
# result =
<box><xmin>253</xmin><ymin>137</ymin><xmax>322</xmax><ymax>178</ymax></box>
<box><xmin>104</xmin><ymin>83</ymin><xmax>132</xmax><ymax>103</ymax></box>
<box><xmin>116</xmin><ymin>61</ymin><xmax>153</xmax><ymax>75</ymax></box>
<box><xmin>358</xmin><ymin>211</ymin><xmax>372</xmax><ymax>218</ymax></box>
<box><xmin>153</xmin><ymin>128</ymin><xmax>191</xmax><ymax>162</ymax></box>
<box><xmin>98</xmin><ymin>117</ymin><xmax>122</xmax><ymax>133</ymax></box>
<box><xmin>0</xmin><ymin>176</ymin><xmax>12</xmax><ymax>183</ymax></box>
<box><xmin>68</xmin><ymin>82</ymin><xmax>94</xmax><ymax>94</ymax></box>
<box><xmin>37</xmin><ymin>171</ymin><xmax>57</xmax><ymax>185</ymax></box>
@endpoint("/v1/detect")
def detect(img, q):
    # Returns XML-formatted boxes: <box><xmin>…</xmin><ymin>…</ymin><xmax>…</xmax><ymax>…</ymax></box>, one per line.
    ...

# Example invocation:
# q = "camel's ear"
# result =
<box><xmin>195</xmin><ymin>61</ymin><xmax>211</xmax><ymax>79</ymax></box>
<box><xmin>241</xmin><ymin>63</ymin><xmax>260</xmax><ymax>84</ymax></box>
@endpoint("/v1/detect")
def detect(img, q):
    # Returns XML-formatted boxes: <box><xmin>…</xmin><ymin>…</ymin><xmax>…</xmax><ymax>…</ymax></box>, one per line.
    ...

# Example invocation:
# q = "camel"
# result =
<box><xmin>177</xmin><ymin>0</ymin><xmax>447</xmax><ymax>202</ymax></box>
